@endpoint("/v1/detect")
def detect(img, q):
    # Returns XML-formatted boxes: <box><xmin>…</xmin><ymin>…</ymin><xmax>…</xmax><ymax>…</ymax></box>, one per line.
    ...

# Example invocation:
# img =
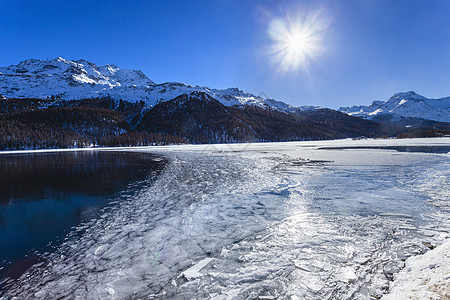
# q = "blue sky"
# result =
<box><xmin>1</xmin><ymin>0</ymin><xmax>450</xmax><ymax>108</ymax></box>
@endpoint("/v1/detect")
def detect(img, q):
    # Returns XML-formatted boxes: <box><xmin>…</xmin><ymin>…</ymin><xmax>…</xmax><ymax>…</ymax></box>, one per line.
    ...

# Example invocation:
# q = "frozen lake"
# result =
<box><xmin>1</xmin><ymin>138</ymin><xmax>449</xmax><ymax>299</ymax></box>
<box><xmin>0</xmin><ymin>151</ymin><xmax>166</xmax><ymax>288</ymax></box>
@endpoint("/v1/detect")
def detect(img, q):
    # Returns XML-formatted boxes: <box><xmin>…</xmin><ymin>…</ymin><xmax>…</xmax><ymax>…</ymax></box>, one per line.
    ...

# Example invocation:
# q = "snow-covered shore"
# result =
<box><xmin>382</xmin><ymin>240</ymin><xmax>450</xmax><ymax>300</ymax></box>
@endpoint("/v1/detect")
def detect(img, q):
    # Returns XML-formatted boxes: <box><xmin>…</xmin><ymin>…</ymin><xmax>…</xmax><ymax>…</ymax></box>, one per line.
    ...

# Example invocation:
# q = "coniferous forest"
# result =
<box><xmin>0</xmin><ymin>98</ymin><xmax>186</xmax><ymax>150</ymax></box>
<box><xmin>1</xmin><ymin>93</ymin><xmax>448</xmax><ymax>151</ymax></box>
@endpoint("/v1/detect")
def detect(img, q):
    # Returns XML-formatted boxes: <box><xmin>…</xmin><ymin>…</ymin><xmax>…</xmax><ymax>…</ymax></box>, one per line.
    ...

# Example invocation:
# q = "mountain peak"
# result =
<box><xmin>55</xmin><ymin>56</ymin><xmax>68</xmax><ymax>62</ymax></box>
<box><xmin>339</xmin><ymin>91</ymin><xmax>450</xmax><ymax>123</ymax></box>
<box><xmin>389</xmin><ymin>91</ymin><xmax>426</xmax><ymax>102</ymax></box>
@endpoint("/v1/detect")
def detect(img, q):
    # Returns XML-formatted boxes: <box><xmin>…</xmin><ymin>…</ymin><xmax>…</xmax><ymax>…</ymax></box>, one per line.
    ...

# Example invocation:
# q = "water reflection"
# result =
<box><xmin>0</xmin><ymin>151</ymin><xmax>166</xmax><ymax>283</ymax></box>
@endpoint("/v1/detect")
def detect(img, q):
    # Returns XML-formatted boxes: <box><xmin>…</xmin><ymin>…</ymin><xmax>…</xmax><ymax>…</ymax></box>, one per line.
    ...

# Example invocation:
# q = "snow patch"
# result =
<box><xmin>368</xmin><ymin>108</ymin><xmax>382</xmax><ymax>116</ymax></box>
<box><xmin>396</xmin><ymin>99</ymin><xmax>408</xmax><ymax>107</ymax></box>
<box><xmin>382</xmin><ymin>240</ymin><xmax>450</xmax><ymax>300</ymax></box>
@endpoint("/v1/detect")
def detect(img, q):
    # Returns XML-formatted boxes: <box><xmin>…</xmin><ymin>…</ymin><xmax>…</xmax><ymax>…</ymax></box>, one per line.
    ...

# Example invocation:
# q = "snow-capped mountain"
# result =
<box><xmin>0</xmin><ymin>57</ymin><xmax>319</xmax><ymax>112</ymax></box>
<box><xmin>0</xmin><ymin>57</ymin><xmax>154</xmax><ymax>99</ymax></box>
<box><xmin>339</xmin><ymin>91</ymin><xmax>450</xmax><ymax>123</ymax></box>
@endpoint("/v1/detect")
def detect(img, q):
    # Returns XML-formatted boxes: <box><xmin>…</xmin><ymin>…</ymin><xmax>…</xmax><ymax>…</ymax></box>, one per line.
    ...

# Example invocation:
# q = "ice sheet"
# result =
<box><xmin>1</xmin><ymin>137</ymin><xmax>449</xmax><ymax>299</ymax></box>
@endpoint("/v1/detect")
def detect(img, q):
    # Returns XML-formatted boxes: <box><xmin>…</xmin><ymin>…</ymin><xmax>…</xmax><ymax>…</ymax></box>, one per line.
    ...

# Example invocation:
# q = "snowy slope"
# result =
<box><xmin>0</xmin><ymin>57</ymin><xmax>155</xmax><ymax>102</ymax></box>
<box><xmin>339</xmin><ymin>91</ymin><xmax>450</xmax><ymax>123</ymax></box>
<box><xmin>0</xmin><ymin>57</ymin><xmax>319</xmax><ymax>112</ymax></box>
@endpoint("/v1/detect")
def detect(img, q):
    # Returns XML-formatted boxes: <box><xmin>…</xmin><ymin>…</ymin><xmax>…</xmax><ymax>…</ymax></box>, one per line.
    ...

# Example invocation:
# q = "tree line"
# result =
<box><xmin>0</xmin><ymin>105</ymin><xmax>185</xmax><ymax>150</ymax></box>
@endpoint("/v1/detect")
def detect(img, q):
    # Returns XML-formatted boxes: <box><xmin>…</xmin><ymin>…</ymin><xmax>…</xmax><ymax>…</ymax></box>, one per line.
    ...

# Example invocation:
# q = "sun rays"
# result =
<box><xmin>267</xmin><ymin>9</ymin><xmax>328</xmax><ymax>74</ymax></box>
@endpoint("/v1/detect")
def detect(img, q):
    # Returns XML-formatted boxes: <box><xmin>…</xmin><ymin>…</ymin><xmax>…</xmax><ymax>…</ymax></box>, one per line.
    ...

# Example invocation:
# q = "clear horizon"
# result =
<box><xmin>1</xmin><ymin>0</ymin><xmax>450</xmax><ymax>109</ymax></box>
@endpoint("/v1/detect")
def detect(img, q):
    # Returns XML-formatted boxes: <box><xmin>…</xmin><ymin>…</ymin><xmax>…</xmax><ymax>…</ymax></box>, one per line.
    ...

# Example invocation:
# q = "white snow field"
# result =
<box><xmin>382</xmin><ymin>240</ymin><xmax>450</xmax><ymax>300</ymax></box>
<box><xmin>1</xmin><ymin>137</ymin><xmax>449</xmax><ymax>299</ymax></box>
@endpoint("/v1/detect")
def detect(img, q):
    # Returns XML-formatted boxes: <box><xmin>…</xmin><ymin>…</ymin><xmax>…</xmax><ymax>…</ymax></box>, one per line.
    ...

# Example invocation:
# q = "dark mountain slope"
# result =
<box><xmin>137</xmin><ymin>91</ymin><xmax>394</xmax><ymax>143</ymax></box>
<box><xmin>239</xmin><ymin>106</ymin><xmax>388</xmax><ymax>140</ymax></box>
<box><xmin>1</xmin><ymin>92</ymin><xmax>437</xmax><ymax>151</ymax></box>
<box><xmin>370</xmin><ymin>114</ymin><xmax>450</xmax><ymax>130</ymax></box>
<box><xmin>136</xmin><ymin>91</ymin><xmax>255</xmax><ymax>143</ymax></box>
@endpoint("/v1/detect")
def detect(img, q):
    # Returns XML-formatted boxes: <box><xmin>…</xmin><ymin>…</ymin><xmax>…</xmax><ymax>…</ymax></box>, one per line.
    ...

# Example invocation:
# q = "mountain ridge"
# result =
<box><xmin>0</xmin><ymin>57</ymin><xmax>321</xmax><ymax>113</ymax></box>
<box><xmin>3</xmin><ymin>58</ymin><xmax>448</xmax><ymax>124</ymax></box>
<box><xmin>136</xmin><ymin>91</ymin><xmax>390</xmax><ymax>144</ymax></box>
<box><xmin>339</xmin><ymin>91</ymin><xmax>450</xmax><ymax>123</ymax></box>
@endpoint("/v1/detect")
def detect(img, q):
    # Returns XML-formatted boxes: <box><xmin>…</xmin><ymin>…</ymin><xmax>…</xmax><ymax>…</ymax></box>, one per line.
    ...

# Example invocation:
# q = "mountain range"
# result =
<box><xmin>0</xmin><ymin>57</ymin><xmax>316</xmax><ymax>113</ymax></box>
<box><xmin>1</xmin><ymin>58</ymin><xmax>449</xmax><ymax>123</ymax></box>
<box><xmin>0</xmin><ymin>58</ymin><xmax>449</xmax><ymax>150</ymax></box>
<box><xmin>339</xmin><ymin>91</ymin><xmax>450</xmax><ymax>123</ymax></box>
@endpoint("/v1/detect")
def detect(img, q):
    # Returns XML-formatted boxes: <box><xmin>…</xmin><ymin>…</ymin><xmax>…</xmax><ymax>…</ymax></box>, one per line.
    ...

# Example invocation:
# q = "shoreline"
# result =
<box><xmin>1</xmin><ymin>136</ymin><xmax>449</xmax><ymax>156</ymax></box>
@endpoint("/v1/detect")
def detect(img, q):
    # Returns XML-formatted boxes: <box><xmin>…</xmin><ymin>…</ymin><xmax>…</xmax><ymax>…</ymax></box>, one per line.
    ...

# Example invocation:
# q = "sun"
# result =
<box><xmin>267</xmin><ymin>11</ymin><xmax>327</xmax><ymax>73</ymax></box>
<box><xmin>287</xmin><ymin>34</ymin><xmax>307</xmax><ymax>54</ymax></box>
<box><xmin>285</xmin><ymin>29</ymin><xmax>313</xmax><ymax>60</ymax></box>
